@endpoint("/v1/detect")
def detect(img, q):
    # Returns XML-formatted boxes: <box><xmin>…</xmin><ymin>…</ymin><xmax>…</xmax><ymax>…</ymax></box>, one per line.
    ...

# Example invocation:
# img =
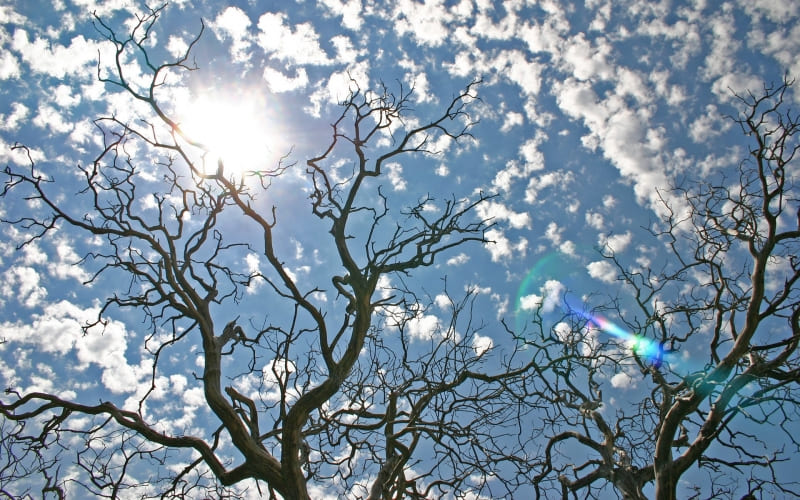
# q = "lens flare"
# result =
<box><xmin>583</xmin><ymin>313</ymin><xmax>668</xmax><ymax>368</ymax></box>
<box><xmin>514</xmin><ymin>256</ymin><xmax>682</xmax><ymax>370</ymax></box>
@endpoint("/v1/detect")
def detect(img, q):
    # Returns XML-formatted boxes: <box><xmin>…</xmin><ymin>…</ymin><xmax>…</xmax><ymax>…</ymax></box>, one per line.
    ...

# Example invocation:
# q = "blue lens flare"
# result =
<box><xmin>574</xmin><ymin>311</ymin><xmax>669</xmax><ymax>368</ymax></box>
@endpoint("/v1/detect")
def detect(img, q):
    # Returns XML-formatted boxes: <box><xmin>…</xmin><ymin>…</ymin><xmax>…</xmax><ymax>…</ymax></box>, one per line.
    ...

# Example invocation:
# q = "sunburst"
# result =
<box><xmin>177</xmin><ymin>89</ymin><xmax>281</xmax><ymax>177</ymax></box>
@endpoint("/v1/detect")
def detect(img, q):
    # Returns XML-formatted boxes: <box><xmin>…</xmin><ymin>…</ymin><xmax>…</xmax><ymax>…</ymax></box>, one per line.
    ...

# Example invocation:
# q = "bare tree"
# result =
<box><xmin>523</xmin><ymin>77</ymin><xmax>800</xmax><ymax>499</ymax></box>
<box><xmin>0</xmin><ymin>7</ymin><xmax>542</xmax><ymax>500</ymax></box>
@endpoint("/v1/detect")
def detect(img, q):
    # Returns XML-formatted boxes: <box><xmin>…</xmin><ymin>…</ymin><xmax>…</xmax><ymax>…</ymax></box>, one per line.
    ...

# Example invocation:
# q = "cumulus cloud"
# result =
<box><xmin>519</xmin><ymin>279</ymin><xmax>564</xmax><ymax>314</ymax></box>
<box><xmin>587</xmin><ymin>260</ymin><xmax>617</xmax><ymax>283</ymax></box>
<box><xmin>0</xmin><ymin>50</ymin><xmax>21</xmax><ymax>80</ymax></box>
<box><xmin>386</xmin><ymin>163</ymin><xmax>407</xmax><ymax>191</ymax></box>
<box><xmin>0</xmin><ymin>300</ymin><xmax>143</xmax><ymax>394</ymax></box>
<box><xmin>585</xmin><ymin>211</ymin><xmax>605</xmax><ymax>230</ymax></box>
<box><xmin>383</xmin><ymin>302</ymin><xmax>461</xmax><ymax>343</ymax></box>
<box><xmin>492</xmin><ymin>50</ymin><xmax>543</xmax><ymax>96</ymax></box>
<box><xmin>11</xmin><ymin>30</ymin><xmax>99</xmax><ymax>79</ymax></box>
<box><xmin>33</xmin><ymin>105</ymin><xmax>73</xmax><ymax>134</ymax></box>
<box><xmin>555</xmin><ymin>77</ymin><xmax>676</xmax><ymax>213</ymax></box>
<box><xmin>48</xmin><ymin>237</ymin><xmax>90</xmax><ymax>282</ymax></box>
<box><xmin>263</xmin><ymin>66</ymin><xmax>310</xmax><ymax>92</ymax></box>
<box><xmin>525</xmin><ymin>170</ymin><xmax>575</xmax><ymax>204</ymax></box>
<box><xmin>257</xmin><ymin>12</ymin><xmax>331</xmax><ymax>65</ymax></box>
<box><xmin>472</xmin><ymin>332</ymin><xmax>493</xmax><ymax>355</ymax></box>
<box><xmin>610</xmin><ymin>370</ymin><xmax>636</xmax><ymax>389</ymax></box>
<box><xmin>599</xmin><ymin>231</ymin><xmax>633</xmax><ymax>253</ymax></box>
<box><xmin>561</xmin><ymin>32</ymin><xmax>614</xmax><ymax>81</ymax></box>
<box><xmin>330</xmin><ymin>34</ymin><xmax>361</xmax><ymax>63</ymax></box>
<box><xmin>446</xmin><ymin>252</ymin><xmax>470</xmax><ymax>266</ymax></box>
<box><xmin>500</xmin><ymin>111</ymin><xmax>524</xmax><ymax>132</ymax></box>
<box><xmin>1</xmin><ymin>266</ymin><xmax>47</xmax><ymax>307</ymax></box>
<box><xmin>392</xmin><ymin>0</ymin><xmax>453</xmax><ymax>47</ymax></box>
<box><xmin>492</xmin><ymin>130</ymin><xmax>549</xmax><ymax>193</ymax></box>
<box><xmin>477</xmin><ymin>200</ymin><xmax>531</xmax><ymax>229</ymax></box>
<box><xmin>0</xmin><ymin>102</ymin><xmax>29</xmax><ymax>131</ymax></box>
<box><xmin>320</xmin><ymin>0</ymin><xmax>364</xmax><ymax>30</ymax></box>
<box><xmin>245</xmin><ymin>253</ymin><xmax>264</xmax><ymax>294</ymax></box>
<box><xmin>210</xmin><ymin>6</ymin><xmax>253</xmax><ymax>63</ymax></box>
<box><xmin>544</xmin><ymin>221</ymin><xmax>563</xmax><ymax>246</ymax></box>
<box><xmin>688</xmin><ymin>105</ymin><xmax>728</xmax><ymax>143</ymax></box>
<box><xmin>484</xmin><ymin>228</ymin><xmax>528</xmax><ymax>262</ymax></box>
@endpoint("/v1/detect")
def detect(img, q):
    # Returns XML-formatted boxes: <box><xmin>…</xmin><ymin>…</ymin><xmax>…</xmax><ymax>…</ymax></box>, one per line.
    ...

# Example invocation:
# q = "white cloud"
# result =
<box><xmin>472</xmin><ymin>6</ymin><xmax>518</xmax><ymax>40</ymax></box>
<box><xmin>446</xmin><ymin>252</ymin><xmax>470</xmax><ymax>266</ymax></box>
<box><xmin>559</xmin><ymin>240</ymin><xmax>576</xmax><ymax>256</ymax></box>
<box><xmin>11</xmin><ymin>30</ymin><xmax>99</xmax><ymax>79</ymax></box>
<box><xmin>599</xmin><ymin>231</ymin><xmax>633</xmax><ymax>253</ymax></box>
<box><xmin>519</xmin><ymin>279</ymin><xmax>564</xmax><ymax>314</ymax></box>
<box><xmin>166</xmin><ymin>35</ymin><xmax>189</xmax><ymax>58</ymax></box>
<box><xmin>472</xmin><ymin>333</ymin><xmax>493</xmax><ymax>355</ymax></box>
<box><xmin>544</xmin><ymin>221</ymin><xmax>563</xmax><ymax>246</ymax></box>
<box><xmin>518</xmin><ymin>135</ymin><xmax>545</xmax><ymax>171</ymax></box>
<box><xmin>561</xmin><ymin>32</ymin><xmax>614</xmax><ymax>81</ymax></box>
<box><xmin>553</xmin><ymin>321</ymin><xmax>575</xmax><ymax>344</ymax></box>
<box><xmin>0</xmin><ymin>50</ymin><xmax>20</xmax><ymax>80</ymax></box>
<box><xmin>263</xmin><ymin>66</ymin><xmax>310</xmax><ymax>93</ymax></box>
<box><xmin>0</xmin><ymin>300</ymin><xmax>143</xmax><ymax>394</ymax></box>
<box><xmin>386</xmin><ymin>163</ymin><xmax>407</xmax><ymax>191</ymax></box>
<box><xmin>53</xmin><ymin>84</ymin><xmax>81</xmax><ymax>107</ymax></box>
<box><xmin>317</xmin><ymin>60</ymin><xmax>371</xmax><ymax>107</ymax></box>
<box><xmin>525</xmin><ymin>170</ymin><xmax>574</xmax><ymax>204</ymax></box>
<box><xmin>500</xmin><ymin>111</ymin><xmax>524</xmax><ymax>133</ymax></box>
<box><xmin>330</xmin><ymin>35</ymin><xmax>360</xmax><ymax>63</ymax></box>
<box><xmin>320</xmin><ymin>0</ymin><xmax>364</xmax><ymax>30</ymax></box>
<box><xmin>70</xmin><ymin>0</ymin><xmax>135</xmax><ymax>18</ymax></box>
<box><xmin>48</xmin><ymin>237</ymin><xmax>90</xmax><ymax>282</ymax></box>
<box><xmin>182</xmin><ymin>386</ymin><xmax>206</xmax><ymax>407</ymax></box>
<box><xmin>392</xmin><ymin>0</ymin><xmax>453</xmax><ymax>47</ymax></box>
<box><xmin>211</xmin><ymin>6</ymin><xmax>253</xmax><ymax>63</ymax></box>
<box><xmin>519</xmin><ymin>293</ymin><xmax>543</xmax><ymax>311</ymax></box>
<box><xmin>585</xmin><ymin>211</ymin><xmax>605</xmax><ymax>230</ymax></box>
<box><xmin>257</xmin><ymin>12</ymin><xmax>331</xmax><ymax>65</ymax></box>
<box><xmin>555</xmin><ymin>78</ymin><xmax>675</xmax><ymax>212</ymax></box>
<box><xmin>245</xmin><ymin>253</ymin><xmax>264</xmax><ymax>294</ymax></box>
<box><xmin>610</xmin><ymin>371</ymin><xmax>636</xmax><ymax>389</ymax></box>
<box><xmin>0</xmin><ymin>139</ymin><xmax>44</xmax><ymax>165</ymax></box>
<box><xmin>22</xmin><ymin>242</ymin><xmax>47</xmax><ymax>265</ymax></box>
<box><xmin>408</xmin><ymin>71</ymin><xmax>434</xmax><ymax>103</ymax></box>
<box><xmin>1</xmin><ymin>266</ymin><xmax>47</xmax><ymax>307</ymax></box>
<box><xmin>33</xmin><ymin>105</ymin><xmax>73</xmax><ymax>134</ymax></box>
<box><xmin>406</xmin><ymin>311</ymin><xmax>443</xmax><ymax>341</ymax></box>
<box><xmin>587</xmin><ymin>260</ymin><xmax>617</xmax><ymax>283</ymax></box>
<box><xmin>492</xmin><ymin>50</ymin><xmax>543</xmax><ymax>96</ymax></box>
<box><xmin>615</xmin><ymin>67</ymin><xmax>650</xmax><ymax>104</ymax></box>
<box><xmin>688</xmin><ymin>105</ymin><xmax>727</xmax><ymax>143</ymax></box>
<box><xmin>383</xmin><ymin>302</ymin><xmax>459</xmax><ymax>343</ymax></box>
<box><xmin>477</xmin><ymin>201</ymin><xmax>531</xmax><ymax>229</ymax></box>
<box><xmin>492</xmin><ymin>160</ymin><xmax>520</xmax><ymax>192</ymax></box>
<box><xmin>0</xmin><ymin>102</ymin><xmax>29</xmax><ymax>131</ymax></box>
<box><xmin>484</xmin><ymin>228</ymin><xmax>527</xmax><ymax>262</ymax></box>
<box><xmin>492</xmin><ymin>130</ymin><xmax>550</xmax><ymax>193</ymax></box>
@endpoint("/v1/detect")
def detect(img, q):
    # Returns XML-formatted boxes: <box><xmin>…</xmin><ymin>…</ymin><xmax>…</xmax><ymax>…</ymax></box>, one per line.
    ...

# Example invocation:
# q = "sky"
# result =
<box><xmin>0</xmin><ymin>0</ymin><xmax>799</xmax><ymax>498</ymax></box>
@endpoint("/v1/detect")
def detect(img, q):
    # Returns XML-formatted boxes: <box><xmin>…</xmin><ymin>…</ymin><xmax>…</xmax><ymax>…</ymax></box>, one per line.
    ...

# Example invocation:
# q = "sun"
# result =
<box><xmin>177</xmin><ymin>90</ymin><xmax>281</xmax><ymax>177</ymax></box>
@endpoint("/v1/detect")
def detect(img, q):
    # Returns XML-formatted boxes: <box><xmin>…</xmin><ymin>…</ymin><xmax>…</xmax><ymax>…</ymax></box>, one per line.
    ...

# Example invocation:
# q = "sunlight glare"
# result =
<box><xmin>178</xmin><ymin>91</ymin><xmax>280</xmax><ymax>176</ymax></box>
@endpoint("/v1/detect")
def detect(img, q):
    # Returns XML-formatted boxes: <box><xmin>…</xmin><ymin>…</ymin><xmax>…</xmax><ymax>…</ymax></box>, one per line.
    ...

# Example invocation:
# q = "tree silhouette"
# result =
<box><xmin>522</xmin><ymin>77</ymin><xmax>800</xmax><ymax>499</ymax></box>
<box><xmin>0</xmin><ymin>7</ymin><xmax>542</xmax><ymax>499</ymax></box>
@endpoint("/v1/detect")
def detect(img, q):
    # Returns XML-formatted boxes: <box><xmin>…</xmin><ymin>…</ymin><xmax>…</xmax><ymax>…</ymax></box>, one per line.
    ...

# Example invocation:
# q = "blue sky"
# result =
<box><xmin>1</xmin><ymin>0</ymin><xmax>799</xmax><ymax>498</ymax></box>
